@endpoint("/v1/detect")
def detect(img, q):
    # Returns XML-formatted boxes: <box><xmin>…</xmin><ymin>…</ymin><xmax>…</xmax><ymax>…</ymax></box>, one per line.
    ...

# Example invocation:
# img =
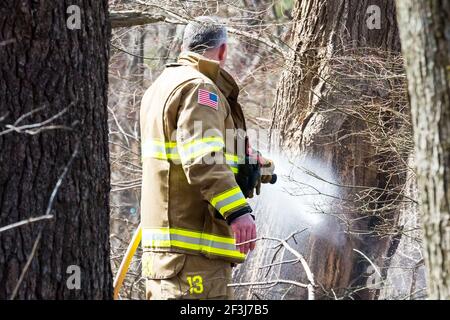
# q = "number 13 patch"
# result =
<box><xmin>198</xmin><ymin>89</ymin><xmax>219</xmax><ymax>110</ymax></box>
<box><xmin>187</xmin><ymin>275</ymin><xmax>204</xmax><ymax>294</ymax></box>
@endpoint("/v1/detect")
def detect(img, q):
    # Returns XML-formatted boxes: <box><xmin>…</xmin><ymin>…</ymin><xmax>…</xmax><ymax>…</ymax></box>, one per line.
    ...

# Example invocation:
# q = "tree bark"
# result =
<box><xmin>267</xmin><ymin>0</ymin><xmax>404</xmax><ymax>299</ymax></box>
<box><xmin>0</xmin><ymin>1</ymin><xmax>113</xmax><ymax>299</ymax></box>
<box><xmin>396</xmin><ymin>0</ymin><xmax>450</xmax><ymax>300</ymax></box>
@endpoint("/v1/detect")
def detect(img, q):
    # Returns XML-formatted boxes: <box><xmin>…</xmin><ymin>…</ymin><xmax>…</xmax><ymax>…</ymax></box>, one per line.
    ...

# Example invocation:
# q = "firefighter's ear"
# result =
<box><xmin>218</xmin><ymin>43</ymin><xmax>228</xmax><ymax>67</ymax></box>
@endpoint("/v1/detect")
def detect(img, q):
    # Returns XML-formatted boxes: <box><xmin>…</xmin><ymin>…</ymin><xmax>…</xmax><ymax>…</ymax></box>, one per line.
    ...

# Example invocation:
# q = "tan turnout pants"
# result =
<box><xmin>143</xmin><ymin>252</ymin><xmax>234</xmax><ymax>300</ymax></box>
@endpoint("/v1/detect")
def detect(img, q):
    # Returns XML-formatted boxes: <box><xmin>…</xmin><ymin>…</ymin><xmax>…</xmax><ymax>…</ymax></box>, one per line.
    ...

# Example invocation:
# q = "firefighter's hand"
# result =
<box><xmin>230</xmin><ymin>213</ymin><xmax>256</xmax><ymax>254</ymax></box>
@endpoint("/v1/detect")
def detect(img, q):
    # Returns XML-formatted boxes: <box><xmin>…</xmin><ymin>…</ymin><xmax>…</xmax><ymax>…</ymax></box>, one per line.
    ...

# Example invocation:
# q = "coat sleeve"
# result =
<box><xmin>176</xmin><ymin>81</ymin><xmax>252</xmax><ymax>222</ymax></box>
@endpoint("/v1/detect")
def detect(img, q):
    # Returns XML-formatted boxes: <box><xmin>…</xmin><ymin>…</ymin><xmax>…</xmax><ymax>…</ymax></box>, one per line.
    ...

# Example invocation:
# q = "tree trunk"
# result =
<box><xmin>0</xmin><ymin>1</ymin><xmax>112</xmax><ymax>299</ymax></box>
<box><xmin>267</xmin><ymin>0</ymin><xmax>405</xmax><ymax>299</ymax></box>
<box><xmin>396</xmin><ymin>0</ymin><xmax>450</xmax><ymax>300</ymax></box>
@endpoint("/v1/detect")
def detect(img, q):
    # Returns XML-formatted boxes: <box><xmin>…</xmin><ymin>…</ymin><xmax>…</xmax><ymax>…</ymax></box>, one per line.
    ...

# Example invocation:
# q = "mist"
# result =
<box><xmin>249</xmin><ymin>153</ymin><xmax>341</xmax><ymax>242</ymax></box>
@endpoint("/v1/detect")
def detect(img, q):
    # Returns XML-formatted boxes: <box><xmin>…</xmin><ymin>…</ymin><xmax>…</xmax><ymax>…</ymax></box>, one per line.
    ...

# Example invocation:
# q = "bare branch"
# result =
<box><xmin>9</xmin><ymin>230</ymin><xmax>43</xmax><ymax>300</ymax></box>
<box><xmin>229</xmin><ymin>279</ymin><xmax>309</xmax><ymax>289</ymax></box>
<box><xmin>0</xmin><ymin>215</ymin><xmax>54</xmax><ymax>234</ymax></box>
<box><xmin>235</xmin><ymin>229</ymin><xmax>315</xmax><ymax>300</ymax></box>
<box><xmin>110</xmin><ymin>10</ymin><xmax>166</xmax><ymax>28</ymax></box>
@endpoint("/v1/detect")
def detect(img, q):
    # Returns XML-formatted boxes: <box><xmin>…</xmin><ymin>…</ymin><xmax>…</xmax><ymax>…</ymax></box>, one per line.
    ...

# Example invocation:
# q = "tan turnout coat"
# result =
<box><xmin>140</xmin><ymin>52</ymin><xmax>251</xmax><ymax>265</ymax></box>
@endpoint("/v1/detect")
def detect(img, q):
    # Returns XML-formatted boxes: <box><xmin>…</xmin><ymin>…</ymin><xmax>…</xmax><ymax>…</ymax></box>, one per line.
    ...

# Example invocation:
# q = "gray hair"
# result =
<box><xmin>182</xmin><ymin>16</ymin><xmax>228</xmax><ymax>53</ymax></box>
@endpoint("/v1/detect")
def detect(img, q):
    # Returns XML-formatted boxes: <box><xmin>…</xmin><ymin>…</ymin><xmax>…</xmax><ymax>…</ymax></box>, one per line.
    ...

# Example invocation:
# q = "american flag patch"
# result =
<box><xmin>198</xmin><ymin>89</ymin><xmax>219</xmax><ymax>110</ymax></box>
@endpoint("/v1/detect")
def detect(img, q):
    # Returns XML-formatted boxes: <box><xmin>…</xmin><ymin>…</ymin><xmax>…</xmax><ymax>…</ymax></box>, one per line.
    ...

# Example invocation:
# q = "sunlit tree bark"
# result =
<box><xmin>396</xmin><ymin>0</ymin><xmax>450</xmax><ymax>300</ymax></box>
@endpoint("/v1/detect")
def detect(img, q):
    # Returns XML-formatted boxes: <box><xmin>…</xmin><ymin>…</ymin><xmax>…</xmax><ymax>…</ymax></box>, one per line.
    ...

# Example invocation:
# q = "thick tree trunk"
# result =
<box><xmin>267</xmin><ymin>0</ymin><xmax>404</xmax><ymax>299</ymax></box>
<box><xmin>396</xmin><ymin>0</ymin><xmax>450</xmax><ymax>300</ymax></box>
<box><xmin>0</xmin><ymin>1</ymin><xmax>112</xmax><ymax>299</ymax></box>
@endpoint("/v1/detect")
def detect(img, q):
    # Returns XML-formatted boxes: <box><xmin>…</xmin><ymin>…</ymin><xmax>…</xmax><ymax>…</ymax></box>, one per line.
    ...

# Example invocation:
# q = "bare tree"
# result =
<box><xmin>268</xmin><ymin>0</ymin><xmax>412</xmax><ymax>299</ymax></box>
<box><xmin>396</xmin><ymin>0</ymin><xmax>450</xmax><ymax>300</ymax></box>
<box><xmin>0</xmin><ymin>1</ymin><xmax>113</xmax><ymax>299</ymax></box>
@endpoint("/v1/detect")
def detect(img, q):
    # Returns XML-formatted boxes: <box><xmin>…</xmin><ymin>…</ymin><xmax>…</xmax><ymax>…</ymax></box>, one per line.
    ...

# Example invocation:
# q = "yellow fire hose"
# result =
<box><xmin>113</xmin><ymin>223</ymin><xmax>142</xmax><ymax>300</ymax></box>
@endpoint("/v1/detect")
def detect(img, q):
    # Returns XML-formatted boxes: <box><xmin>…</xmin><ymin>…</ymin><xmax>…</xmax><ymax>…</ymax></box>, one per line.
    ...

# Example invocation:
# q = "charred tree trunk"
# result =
<box><xmin>0</xmin><ymin>1</ymin><xmax>112</xmax><ymax>299</ymax></box>
<box><xmin>396</xmin><ymin>0</ymin><xmax>450</xmax><ymax>300</ymax></box>
<box><xmin>269</xmin><ymin>0</ymin><xmax>404</xmax><ymax>299</ymax></box>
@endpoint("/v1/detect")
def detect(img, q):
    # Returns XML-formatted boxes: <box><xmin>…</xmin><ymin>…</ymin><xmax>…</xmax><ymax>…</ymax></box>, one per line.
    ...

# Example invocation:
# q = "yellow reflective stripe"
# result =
<box><xmin>142</xmin><ymin>140</ymin><xmax>179</xmax><ymax>160</ymax></box>
<box><xmin>179</xmin><ymin>137</ymin><xmax>225</xmax><ymax>162</ymax></box>
<box><xmin>218</xmin><ymin>197</ymin><xmax>247</xmax><ymax>215</ymax></box>
<box><xmin>142</xmin><ymin>227</ymin><xmax>245</xmax><ymax>259</ymax></box>
<box><xmin>168</xmin><ymin>240</ymin><xmax>200</xmax><ymax>251</ymax></box>
<box><xmin>210</xmin><ymin>186</ymin><xmax>242</xmax><ymax>207</ymax></box>
<box><xmin>225</xmin><ymin>153</ymin><xmax>240</xmax><ymax>174</ymax></box>
<box><xmin>150</xmin><ymin>152</ymin><xmax>180</xmax><ymax>160</ymax></box>
<box><xmin>199</xmin><ymin>245</ymin><xmax>245</xmax><ymax>259</ymax></box>
<box><xmin>171</xmin><ymin>228</ymin><xmax>236</xmax><ymax>244</ymax></box>
<box><xmin>150</xmin><ymin>140</ymin><xmax>177</xmax><ymax>148</ymax></box>
<box><xmin>145</xmin><ymin>240</ymin><xmax>245</xmax><ymax>259</ymax></box>
<box><xmin>142</xmin><ymin>140</ymin><xmax>240</xmax><ymax>174</ymax></box>
<box><xmin>149</xmin><ymin>227</ymin><xmax>236</xmax><ymax>245</ymax></box>
<box><xmin>225</xmin><ymin>153</ymin><xmax>239</xmax><ymax>163</ymax></box>
<box><xmin>181</xmin><ymin>136</ymin><xmax>224</xmax><ymax>150</ymax></box>
<box><xmin>210</xmin><ymin>186</ymin><xmax>247</xmax><ymax>216</ymax></box>
<box><xmin>166</xmin><ymin>153</ymin><xmax>180</xmax><ymax>160</ymax></box>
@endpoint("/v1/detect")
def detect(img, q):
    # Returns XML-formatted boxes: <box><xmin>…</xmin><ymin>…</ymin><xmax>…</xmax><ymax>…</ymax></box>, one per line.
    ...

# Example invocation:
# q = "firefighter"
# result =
<box><xmin>140</xmin><ymin>16</ymin><xmax>274</xmax><ymax>300</ymax></box>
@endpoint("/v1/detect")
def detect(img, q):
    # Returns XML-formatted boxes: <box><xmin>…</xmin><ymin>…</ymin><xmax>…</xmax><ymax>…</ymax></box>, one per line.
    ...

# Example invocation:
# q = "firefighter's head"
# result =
<box><xmin>182</xmin><ymin>16</ymin><xmax>228</xmax><ymax>68</ymax></box>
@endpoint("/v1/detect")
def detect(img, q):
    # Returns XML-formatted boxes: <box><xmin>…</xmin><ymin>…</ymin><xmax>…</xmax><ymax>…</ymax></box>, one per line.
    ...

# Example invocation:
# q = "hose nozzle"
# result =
<box><xmin>270</xmin><ymin>174</ymin><xmax>277</xmax><ymax>184</ymax></box>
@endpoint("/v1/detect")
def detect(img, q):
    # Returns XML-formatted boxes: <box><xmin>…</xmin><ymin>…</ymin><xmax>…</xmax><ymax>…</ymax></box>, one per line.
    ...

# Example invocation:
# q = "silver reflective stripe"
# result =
<box><xmin>149</xmin><ymin>144</ymin><xmax>165</xmax><ymax>153</ymax></box>
<box><xmin>143</xmin><ymin>232</ymin><xmax>237</xmax><ymax>251</ymax></box>
<box><xmin>215</xmin><ymin>191</ymin><xmax>245</xmax><ymax>213</ymax></box>
<box><xmin>184</xmin><ymin>141</ymin><xmax>224</xmax><ymax>154</ymax></box>
<box><xmin>167</xmin><ymin>146</ymin><xmax>178</xmax><ymax>154</ymax></box>
<box><xmin>142</xmin><ymin>141</ymin><xmax>179</xmax><ymax>159</ymax></box>
<box><xmin>179</xmin><ymin>140</ymin><xmax>225</xmax><ymax>162</ymax></box>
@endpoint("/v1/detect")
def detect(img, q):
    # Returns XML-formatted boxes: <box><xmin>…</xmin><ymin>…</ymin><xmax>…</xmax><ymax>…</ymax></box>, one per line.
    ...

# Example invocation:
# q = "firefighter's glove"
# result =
<box><xmin>236</xmin><ymin>159</ymin><xmax>260</xmax><ymax>199</ymax></box>
<box><xmin>247</xmin><ymin>156</ymin><xmax>275</xmax><ymax>197</ymax></box>
<box><xmin>259</xmin><ymin>157</ymin><xmax>275</xmax><ymax>184</ymax></box>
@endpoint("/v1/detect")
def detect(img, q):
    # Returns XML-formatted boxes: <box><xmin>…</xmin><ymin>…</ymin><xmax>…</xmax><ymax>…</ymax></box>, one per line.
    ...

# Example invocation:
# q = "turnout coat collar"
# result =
<box><xmin>177</xmin><ymin>52</ymin><xmax>239</xmax><ymax>100</ymax></box>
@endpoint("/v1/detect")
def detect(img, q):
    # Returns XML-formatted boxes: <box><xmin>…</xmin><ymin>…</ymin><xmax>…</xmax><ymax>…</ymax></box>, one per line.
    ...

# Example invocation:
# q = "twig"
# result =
<box><xmin>0</xmin><ymin>215</ymin><xmax>54</xmax><ymax>233</ymax></box>
<box><xmin>229</xmin><ymin>279</ymin><xmax>308</xmax><ymax>288</ymax></box>
<box><xmin>353</xmin><ymin>248</ymin><xmax>382</xmax><ymax>278</ymax></box>
<box><xmin>9</xmin><ymin>231</ymin><xmax>43</xmax><ymax>300</ymax></box>
<box><xmin>0</xmin><ymin>106</ymin><xmax>72</xmax><ymax>136</ymax></box>
<box><xmin>236</xmin><ymin>229</ymin><xmax>315</xmax><ymax>300</ymax></box>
